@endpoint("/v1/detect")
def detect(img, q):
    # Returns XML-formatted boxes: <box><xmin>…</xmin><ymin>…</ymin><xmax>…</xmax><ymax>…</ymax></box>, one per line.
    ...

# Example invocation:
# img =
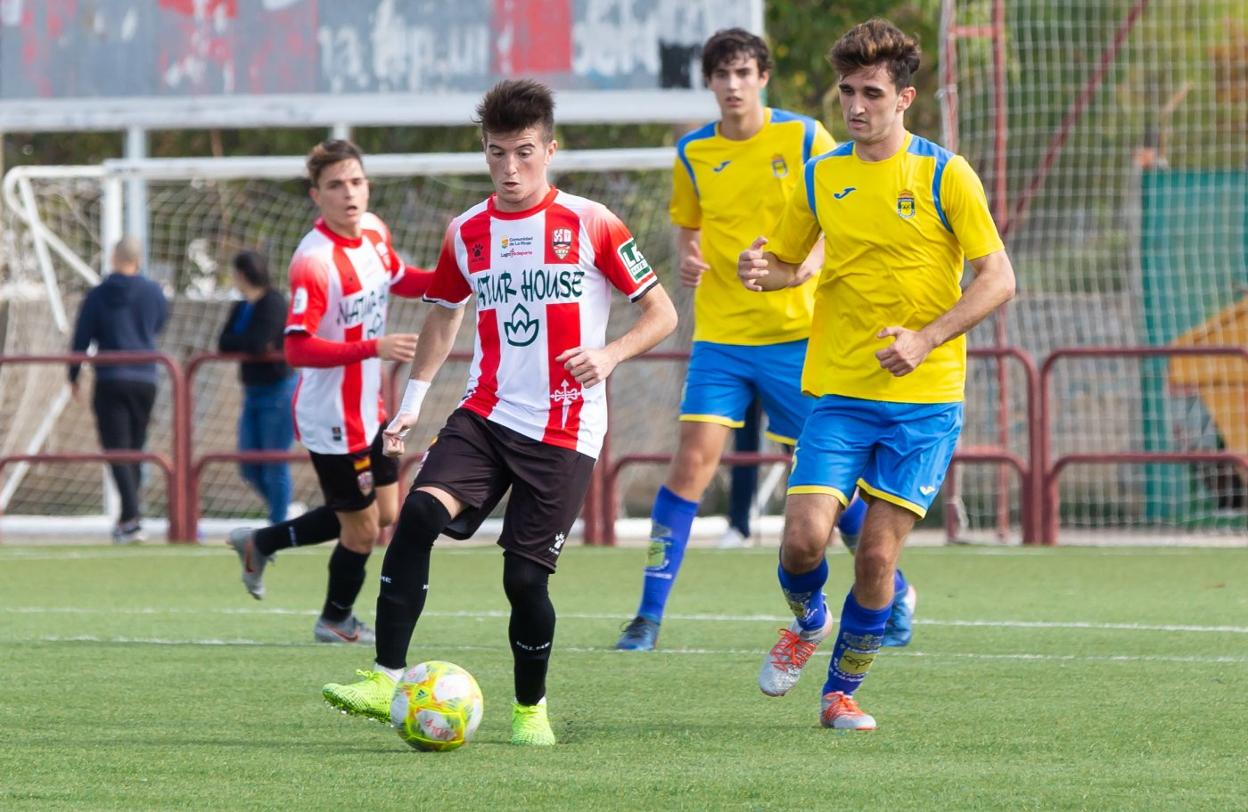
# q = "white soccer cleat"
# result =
<box><xmin>758</xmin><ymin>611</ymin><xmax>835</xmax><ymax>697</ymax></box>
<box><xmin>227</xmin><ymin>527</ymin><xmax>270</xmax><ymax>600</ymax></box>
<box><xmin>714</xmin><ymin>527</ymin><xmax>750</xmax><ymax>549</ymax></box>
<box><xmin>820</xmin><ymin>691</ymin><xmax>876</xmax><ymax>730</ymax></box>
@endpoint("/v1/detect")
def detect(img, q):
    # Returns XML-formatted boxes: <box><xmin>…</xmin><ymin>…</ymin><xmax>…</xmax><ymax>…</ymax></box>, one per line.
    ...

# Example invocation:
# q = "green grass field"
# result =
<box><xmin>1</xmin><ymin>542</ymin><xmax>1245</xmax><ymax>810</ymax></box>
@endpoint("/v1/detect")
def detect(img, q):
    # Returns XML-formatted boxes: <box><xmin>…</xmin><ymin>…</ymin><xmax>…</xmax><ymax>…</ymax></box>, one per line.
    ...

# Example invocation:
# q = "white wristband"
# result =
<box><xmin>398</xmin><ymin>379</ymin><xmax>430</xmax><ymax>416</ymax></box>
<box><xmin>387</xmin><ymin>379</ymin><xmax>430</xmax><ymax>437</ymax></box>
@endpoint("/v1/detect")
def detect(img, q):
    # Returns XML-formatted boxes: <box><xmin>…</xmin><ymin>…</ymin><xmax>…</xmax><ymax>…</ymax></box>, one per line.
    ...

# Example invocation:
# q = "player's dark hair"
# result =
<box><xmin>232</xmin><ymin>249</ymin><xmax>270</xmax><ymax>290</ymax></box>
<box><xmin>475</xmin><ymin>79</ymin><xmax>556</xmax><ymax>142</ymax></box>
<box><xmin>306</xmin><ymin>139</ymin><xmax>365</xmax><ymax>187</ymax></box>
<box><xmin>701</xmin><ymin>28</ymin><xmax>772</xmax><ymax>83</ymax></box>
<box><xmin>828</xmin><ymin>18</ymin><xmax>921</xmax><ymax>90</ymax></box>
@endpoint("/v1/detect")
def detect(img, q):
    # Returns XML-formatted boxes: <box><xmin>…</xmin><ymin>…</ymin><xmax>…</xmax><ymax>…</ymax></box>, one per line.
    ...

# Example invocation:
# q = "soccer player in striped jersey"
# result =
<box><xmin>226</xmin><ymin>140</ymin><xmax>433</xmax><ymax>645</ymax></box>
<box><xmin>614</xmin><ymin>28</ymin><xmax>882</xmax><ymax>653</ymax></box>
<box><xmin>739</xmin><ymin>19</ymin><xmax>1015</xmax><ymax>729</ymax></box>
<box><xmin>321</xmin><ymin>80</ymin><xmax>678</xmax><ymax>745</ymax></box>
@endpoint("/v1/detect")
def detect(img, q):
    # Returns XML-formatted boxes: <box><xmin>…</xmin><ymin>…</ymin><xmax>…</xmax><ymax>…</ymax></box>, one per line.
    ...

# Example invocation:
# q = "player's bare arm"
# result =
<box><xmin>556</xmin><ymin>285</ymin><xmax>677</xmax><ymax>388</ymax></box>
<box><xmin>382</xmin><ymin>305</ymin><xmax>465</xmax><ymax>456</ymax></box>
<box><xmin>792</xmin><ymin>235</ymin><xmax>826</xmax><ymax>286</ymax></box>
<box><xmin>676</xmin><ymin>227</ymin><xmax>710</xmax><ymax>288</ymax></box>
<box><xmin>737</xmin><ymin>236</ymin><xmax>803</xmax><ymax>291</ymax></box>
<box><xmin>875</xmin><ymin>249</ymin><xmax>1017</xmax><ymax>377</ymax></box>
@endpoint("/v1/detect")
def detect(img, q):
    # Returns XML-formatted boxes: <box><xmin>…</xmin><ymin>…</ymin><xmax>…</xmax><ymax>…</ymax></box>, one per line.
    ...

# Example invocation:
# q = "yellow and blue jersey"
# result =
<box><xmin>769</xmin><ymin>132</ymin><xmax>1004</xmax><ymax>404</ymax></box>
<box><xmin>670</xmin><ymin>108</ymin><xmax>835</xmax><ymax>345</ymax></box>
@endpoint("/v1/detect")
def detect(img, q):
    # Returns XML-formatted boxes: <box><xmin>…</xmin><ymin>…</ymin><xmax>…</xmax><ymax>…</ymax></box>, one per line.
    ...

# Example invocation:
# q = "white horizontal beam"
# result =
<box><xmin>92</xmin><ymin>148</ymin><xmax>674</xmax><ymax>181</ymax></box>
<box><xmin>0</xmin><ymin>91</ymin><xmax>716</xmax><ymax>133</ymax></box>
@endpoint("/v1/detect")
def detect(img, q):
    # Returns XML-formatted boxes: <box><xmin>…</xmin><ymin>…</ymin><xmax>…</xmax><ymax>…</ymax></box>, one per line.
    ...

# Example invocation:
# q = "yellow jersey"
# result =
<box><xmin>670</xmin><ymin>108</ymin><xmax>835</xmax><ymax>345</ymax></box>
<box><xmin>769</xmin><ymin>132</ymin><xmax>1004</xmax><ymax>403</ymax></box>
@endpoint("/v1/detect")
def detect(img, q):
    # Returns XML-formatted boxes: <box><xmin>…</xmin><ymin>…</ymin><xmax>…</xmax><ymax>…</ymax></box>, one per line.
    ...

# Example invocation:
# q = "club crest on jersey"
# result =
<box><xmin>551</xmin><ymin>228</ymin><xmax>573</xmax><ymax>259</ymax></box>
<box><xmin>771</xmin><ymin>154</ymin><xmax>788</xmax><ymax>178</ymax></box>
<box><xmin>616</xmin><ymin>238</ymin><xmax>652</xmax><ymax>282</ymax></box>
<box><xmin>897</xmin><ymin>190</ymin><xmax>916</xmax><ymax>219</ymax></box>
<box><xmin>503</xmin><ymin>303</ymin><xmax>539</xmax><ymax>347</ymax></box>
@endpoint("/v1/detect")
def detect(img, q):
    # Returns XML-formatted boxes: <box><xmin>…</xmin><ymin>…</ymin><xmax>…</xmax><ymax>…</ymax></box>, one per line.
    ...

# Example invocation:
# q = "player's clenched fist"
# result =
<box><xmin>737</xmin><ymin>236</ymin><xmax>771</xmax><ymax>291</ymax></box>
<box><xmin>378</xmin><ymin>333</ymin><xmax>419</xmax><ymax>362</ymax></box>
<box><xmin>382</xmin><ymin>379</ymin><xmax>430</xmax><ymax>457</ymax></box>
<box><xmin>679</xmin><ymin>243</ymin><xmax>711</xmax><ymax>288</ymax></box>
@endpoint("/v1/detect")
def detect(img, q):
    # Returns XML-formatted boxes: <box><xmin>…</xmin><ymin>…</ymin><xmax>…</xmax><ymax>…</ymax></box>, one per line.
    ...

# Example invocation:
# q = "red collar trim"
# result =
<box><xmin>487</xmin><ymin>186</ymin><xmax>559</xmax><ymax>220</ymax></box>
<box><xmin>315</xmin><ymin>217</ymin><xmax>364</xmax><ymax>248</ymax></box>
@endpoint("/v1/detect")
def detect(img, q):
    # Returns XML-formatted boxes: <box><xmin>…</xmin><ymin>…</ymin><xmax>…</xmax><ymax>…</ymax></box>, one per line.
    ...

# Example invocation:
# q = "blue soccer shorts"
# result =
<box><xmin>678</xmin><ymin>339</ymin><xmax>813</xmax><ymax>445</ymax></box>
<box><xmin>787</xmin><ymin>394</ymin><xmax>963</xmax><ymax>517</ymax></box>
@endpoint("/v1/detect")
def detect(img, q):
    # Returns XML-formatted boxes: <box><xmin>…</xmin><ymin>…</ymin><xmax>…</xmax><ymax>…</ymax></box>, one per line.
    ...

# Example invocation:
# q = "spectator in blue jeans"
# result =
<box><xmin>218</xmin><ymin>250</ymin><xmax>295</xmax><ymax>524</ymax></box>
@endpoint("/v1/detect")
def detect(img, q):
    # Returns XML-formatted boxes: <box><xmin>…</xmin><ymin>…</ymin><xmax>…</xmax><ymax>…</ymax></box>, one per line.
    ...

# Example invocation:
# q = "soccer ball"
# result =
<box><xmin>390</xmin><ymin>660</ymin><xmax>483</xmax><ymax>751</ymax></box>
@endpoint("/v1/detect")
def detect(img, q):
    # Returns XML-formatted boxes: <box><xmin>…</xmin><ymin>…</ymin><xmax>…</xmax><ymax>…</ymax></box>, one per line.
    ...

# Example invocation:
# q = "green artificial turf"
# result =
<box><xmin>1</xmin><ymin>542</ymin><xmax>1244</xmax><ymax>810</ymax></box>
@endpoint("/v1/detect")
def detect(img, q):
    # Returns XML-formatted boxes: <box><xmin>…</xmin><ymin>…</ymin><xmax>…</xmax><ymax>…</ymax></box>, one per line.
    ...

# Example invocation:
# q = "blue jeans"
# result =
<box><xmin>238</xmin><ymin>375</ymin><xmax>296</xmax><ymax>523</ymax></box>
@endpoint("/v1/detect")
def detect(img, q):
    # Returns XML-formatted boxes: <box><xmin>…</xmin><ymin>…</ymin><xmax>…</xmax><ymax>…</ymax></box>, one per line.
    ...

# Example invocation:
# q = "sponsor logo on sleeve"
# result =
<box><xmin>616</xmin><ymin>238</ymin><xmax>652</xmax><ymax>283</ymax></box>
<box><xmin>292</xmin><ymin>287</ymin><xmax>309</xmax><ymax>314</ymax></box>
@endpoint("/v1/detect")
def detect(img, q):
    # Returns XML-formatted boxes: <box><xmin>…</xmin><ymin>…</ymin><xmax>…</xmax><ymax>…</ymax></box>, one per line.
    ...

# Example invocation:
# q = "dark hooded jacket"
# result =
<box><xmin>68</xmin><ymin>272</ymin><xmax>169</xmax><ymax>384</ymax></box>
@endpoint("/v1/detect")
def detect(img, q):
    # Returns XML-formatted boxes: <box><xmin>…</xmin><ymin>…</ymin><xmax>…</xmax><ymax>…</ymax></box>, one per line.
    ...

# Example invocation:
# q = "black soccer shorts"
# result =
<box><xmin>308</xmin><ymin>429</ymin><xmax>400</xmax><ymax>514</ymax></box>
<box><xmin>411</xmin><ymin>408</ymin><xmax>596</xmax><ymax>571</ymax></box>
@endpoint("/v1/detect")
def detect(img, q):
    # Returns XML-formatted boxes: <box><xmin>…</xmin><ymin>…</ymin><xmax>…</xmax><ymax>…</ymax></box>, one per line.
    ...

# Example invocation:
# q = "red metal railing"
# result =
<box><xmin>945</xmin><ymin>346</ymin><xmax>1043</xmax><ymax>545</ymax></box>
<box><xmin>1038</xmin><ymin>346</ymin><xmax>1248</xmax><ymax>545</ymax></box>
<box><xmin>0</xmin><ymin>351</ymin><xmax>188</xmax><ymax>540</ymax></box>
<box><xmin>6</xmin><ymin>344</ymin><xmax>1243</xmax><ymax>546</ymax></box>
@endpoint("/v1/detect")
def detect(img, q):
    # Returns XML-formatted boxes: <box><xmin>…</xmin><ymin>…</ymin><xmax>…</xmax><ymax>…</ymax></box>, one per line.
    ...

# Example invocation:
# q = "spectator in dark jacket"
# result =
<box><xmin>69</xmin><ymin>236</ymin><xmax>169</xmax><ymax>543</ymax></box>
<box><xmin>218</xmin><ymin>250</ymin><xmax>296</xmax><ymax>524</ymax></box>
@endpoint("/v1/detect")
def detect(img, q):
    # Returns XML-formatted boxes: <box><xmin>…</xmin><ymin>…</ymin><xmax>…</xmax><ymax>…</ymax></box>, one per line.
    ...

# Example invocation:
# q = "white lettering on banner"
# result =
<box><xmin>319</xmin><ymin>0</ymin><xmax>488</xmax><ymax>94</ymax></box>
<box><xmin>573</xmin><ymin>0</ymin><xmax>659</xmax><ymax>77</ymax></box>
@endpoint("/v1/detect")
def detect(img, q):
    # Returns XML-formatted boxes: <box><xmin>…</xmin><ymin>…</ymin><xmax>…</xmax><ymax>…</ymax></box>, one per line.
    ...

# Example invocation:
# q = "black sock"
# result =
<box><xmin>374</xmin><ymin>491</ymin><xmax>451</xmax><ymax>669</ymax></box>
<box><xmin>503</xmin><ymin>553</ymin><xmax>555</xmax><ymax>706</ymax></box>
<box><xmin>253</xmin><ymin>506</ymin><xmax>340</xmax><ymax>557</ymax></box>
<box><xmin>321</xmin><ymin>544</ymin><xmax>370</xmax><ymax>623</ymax></box>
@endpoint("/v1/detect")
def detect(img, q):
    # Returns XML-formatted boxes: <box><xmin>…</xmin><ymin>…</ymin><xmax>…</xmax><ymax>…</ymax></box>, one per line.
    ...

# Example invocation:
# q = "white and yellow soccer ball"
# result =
<box><xmin>390</xmin><ymin>660</ymin><xmax>484</xmax><ymax>751</ymax></box>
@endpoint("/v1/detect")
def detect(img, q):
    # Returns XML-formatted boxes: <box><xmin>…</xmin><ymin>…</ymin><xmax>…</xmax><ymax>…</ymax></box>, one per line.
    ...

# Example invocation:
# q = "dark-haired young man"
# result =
<box><xmin>615</xmin><ymin>27</ymin><xmax>884</xmax><ymax>653</ymax></box>
<box><xmin>739</xmin><ymin>18</ymin><xmax>1015</xmax><ymax>729</ymax></box>
<box><xmin>322</xmin><ymin>80</ymin><xmax>677</xmax><ymax>746</ymax></box>
<box><xmin>227</xmin><ymin>140</ymin><xmax>433</xmax><ymax>646</ymax></box>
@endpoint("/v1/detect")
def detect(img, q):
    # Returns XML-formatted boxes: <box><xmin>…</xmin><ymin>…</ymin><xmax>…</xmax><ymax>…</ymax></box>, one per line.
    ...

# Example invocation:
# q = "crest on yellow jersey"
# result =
<box><xmin>897</xmin><ymin>190</ymin><xmax>916</xmax><ymax>219</ymax></box>
<box><xmin>771</xmin><ymin>154</ymin><xmax>788</xmax><ymax>178</ymax></box>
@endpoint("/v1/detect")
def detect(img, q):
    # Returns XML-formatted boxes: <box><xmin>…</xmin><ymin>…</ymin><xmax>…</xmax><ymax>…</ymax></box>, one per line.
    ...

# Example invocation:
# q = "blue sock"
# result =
<box><xmin>777</xmin><ymin>557</ymin><xmax>829</xmax><ymax>633</ymax></box>
<box><xmin>894</xmin><ymin>568</ymin><xmax>908</xmax><ymax>598</ymax></box>
<box><xmin>636</xmin><ymin>486</ymin><xmax>699</xmax><ymax>622</ymax></box>
<box><xmin>823</xmin><ymin>591</ymin><xmax>891</xmax><ymax>696</ymax></box>
<box><xmin>837</xmin><ymin>497</ymin><xmax>867</xmax><ymax>552</ymax></box>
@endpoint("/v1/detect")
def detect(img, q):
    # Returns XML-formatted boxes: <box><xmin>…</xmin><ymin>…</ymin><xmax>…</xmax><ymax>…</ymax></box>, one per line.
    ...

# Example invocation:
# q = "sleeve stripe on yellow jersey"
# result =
<box><xmin>675</xmin><ymin>121</ymin><xmax>718</xmax><ymax>199</ymax></box>
<box><xmin>768</xmin><ymin>108</ymin><xmax>818</xmax><ymax>164</ymax></box>
<box><xmin>907</xmin><ymin>137</ymin><xmax>955</xmax><ymax>234</ymax></box>
<box><xmin>805</xmin><ymin>141</ymin><xmax>854</xmax><ymax>218</ymax></box>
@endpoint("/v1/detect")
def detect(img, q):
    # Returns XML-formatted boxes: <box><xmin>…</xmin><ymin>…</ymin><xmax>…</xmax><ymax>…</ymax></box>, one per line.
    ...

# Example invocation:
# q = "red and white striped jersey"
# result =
<box><xmin>426</xmin><ymin>187</ymin><xmax>658</xmax><ymax>458</ymax></box>
<box><xmin>284</xmin><ymin>213</ymin><xmax>407</xmax><ymax>455</ymax></box>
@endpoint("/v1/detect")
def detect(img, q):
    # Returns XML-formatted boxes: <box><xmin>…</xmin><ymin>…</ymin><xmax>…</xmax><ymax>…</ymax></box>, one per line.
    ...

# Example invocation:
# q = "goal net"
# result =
<box><xmin>2</xmin><ymin>148</ymin><xmax>721</xmax><ymax>537</ymax></box>
<box><xmin>943</xmin><ymin>0</ymin><xmax>1247</xmax><ymax>543</ymax></box>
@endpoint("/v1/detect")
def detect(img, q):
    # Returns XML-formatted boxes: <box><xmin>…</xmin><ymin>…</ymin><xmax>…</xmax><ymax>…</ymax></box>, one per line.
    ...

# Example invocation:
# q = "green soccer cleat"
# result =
<box><xmin>511</xmin><ymin>698</ymin><xmax>556</xmax><ymax>746</ymax></box>
<box><xmin>322</xmin><ymin>670</ymin><xmax>397</xmax><ymax>723</ymax></box>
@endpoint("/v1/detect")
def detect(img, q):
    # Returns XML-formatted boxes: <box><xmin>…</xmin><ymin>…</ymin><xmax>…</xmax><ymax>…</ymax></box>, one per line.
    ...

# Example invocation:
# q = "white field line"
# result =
<box><xmin>15</xmin><ymin>635</ymin><xmax>1248</xmax><ymax>665</ymax></box>
<box><xmin>2</xmin><ymin>605</ymin><xmax>1247</xmax><ymax>635</ymax></box>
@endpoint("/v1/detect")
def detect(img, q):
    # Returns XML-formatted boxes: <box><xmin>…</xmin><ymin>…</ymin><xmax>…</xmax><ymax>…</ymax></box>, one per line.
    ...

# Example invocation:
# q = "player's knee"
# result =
<box><xmin>338</xmin><ymin>521</ymin><xmax>378</xmax><ymax>554</ymax></box>
<box><xmin>393</xmin><ymin>490</ymin><xmax>452</xmax><ymax>552</ymax></box>
<box><xmin>853</xmin><ymin>544</ymin><xmax>894</xmax><ymax>585</ymax></box>
<box><xmin>502</xmin><ymin>554</ymin><xmax>550</xmax><ymax>605</ymax></box>
<box><xmin>377</xmin><ymin>501</ymin><xmax>398</xmax><ymax>529</ymax></box>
